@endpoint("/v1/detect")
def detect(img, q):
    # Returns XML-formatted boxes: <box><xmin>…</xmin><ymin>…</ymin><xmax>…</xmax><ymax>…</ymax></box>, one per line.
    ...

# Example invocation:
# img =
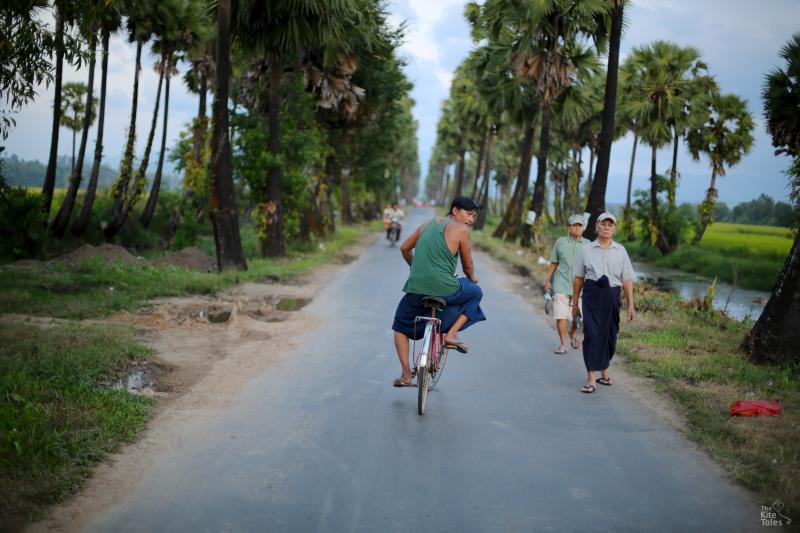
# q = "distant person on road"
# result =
<box><xmin>385</xmin><ymin>202</ymin><xmax>405</xmax><ymax>240</ymax></box>
<box><xmin>545</xmin><ymin>214</ymin><xmax>590</xmax><ymax>354</ymax></box>
<box><xmin>391</xmin><ymin>197</ymin><xmax>486</xmax><ymax>387</ymax></box>
<box><xmin>571</xmin><ymin>213</ymin><xmax>635</xmax><ymax>394</ymax></box>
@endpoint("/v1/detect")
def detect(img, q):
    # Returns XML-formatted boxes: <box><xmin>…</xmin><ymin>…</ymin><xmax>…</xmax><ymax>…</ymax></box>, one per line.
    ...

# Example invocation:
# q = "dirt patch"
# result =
<box><xmin>49</xmin><ymin>244</ymin><xmax>144</xmax><ymax>267</ymax></box>
<box><xmin>152</xmin><ymin>247</ymin><xmax>215</xmax><ymax>272</ymax></box>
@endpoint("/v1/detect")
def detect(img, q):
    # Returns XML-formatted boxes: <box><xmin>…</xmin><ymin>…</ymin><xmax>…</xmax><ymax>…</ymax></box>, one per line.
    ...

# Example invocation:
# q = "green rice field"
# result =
<box><xmin>699</xmin><ymin>223</ymin><xmax>794</xmax><ymax>261</ymax></box>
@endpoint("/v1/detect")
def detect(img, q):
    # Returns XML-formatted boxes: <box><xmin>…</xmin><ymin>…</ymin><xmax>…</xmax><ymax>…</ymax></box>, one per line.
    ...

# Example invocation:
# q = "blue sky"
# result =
<box><xmin>5</xmin><ymin>0</ymin><xmax>800</xmax><ymax>206</ymax></box>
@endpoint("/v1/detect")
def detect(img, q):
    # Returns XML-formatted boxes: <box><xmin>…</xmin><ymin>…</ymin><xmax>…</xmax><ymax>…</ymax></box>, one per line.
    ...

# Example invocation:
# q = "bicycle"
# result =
<box><xmin>412</xmin><ymin>296</ymin><xmax>451</xmax><ymax>415</ymax></box>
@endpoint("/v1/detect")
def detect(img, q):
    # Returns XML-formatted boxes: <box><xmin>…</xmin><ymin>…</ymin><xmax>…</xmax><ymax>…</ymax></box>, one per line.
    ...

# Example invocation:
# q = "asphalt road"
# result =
<box><xmin>88</xmin><ymin>208</ymin><xmax>756</xmax><ymax>532</ymax></box>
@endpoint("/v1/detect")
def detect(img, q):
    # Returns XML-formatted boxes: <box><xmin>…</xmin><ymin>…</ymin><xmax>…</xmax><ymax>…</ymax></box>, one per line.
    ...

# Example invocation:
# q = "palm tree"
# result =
<box><xmin>623</xmin><ymin>41</ymin><xmax>700</xmax><ymax>254</ymax></box>
<box><xmin>106</xmin><ymin>2</ymin><xmax>154</xmax><ymax>239</ymax></box>
<box><xmin>584</xmin><ymin>0</ymin><xmax>624</xmax><ymax>239</ymax></box>
<box><xmin>58</xmin><ymin>82</ymin><xmax>96</xmax><ymax>169</ymax></box>
<box><xmin>51</xmin><ymin>59</ymin><xmax>98</xmax><ymax>237</ymax></box>
<box><xmin>617</xmin><ymin>58</ymin><xmax>641</xmax><ymax>241</ymax></box>
<box><xmin>665</xmin><ymin>46</ymin><xmax>714</xmax><ymax>213</ymax></box>
<box><xmin>483</xmin><ymin>0</ymin><xmax>606</xmax><ymax>249</ymax></box>
<box><xmin>42</xmin><ymin>3</ymin><xmax>66</xmax><ymax>217</ymax></box>
<box><xmin>209</xmin><ymin>0</ymin><xmax>246</xmax><ymax>270</ymax></box>
<box><xmin>686</xmin><ymin>93</ymin><xmax>754</xmax><ymax>244</ymax></box>
<box><xmin>142</xmin><ymin>0</ymin><xmax>209</xmax><ymax>227</ymax></box>
<box><xmin>742</xmin><ymin>33</ymin><xmax>800</xmax><ymax>365</ymax></box>
<box><xmin>72</xmin><ymin>8</ymin><xmax>122</xmax><ymax>235</ymax></box>
<box><xmin>231</xmin><ymin>0</ymin><xmax>360</xmax><ymax>256</ymax></box>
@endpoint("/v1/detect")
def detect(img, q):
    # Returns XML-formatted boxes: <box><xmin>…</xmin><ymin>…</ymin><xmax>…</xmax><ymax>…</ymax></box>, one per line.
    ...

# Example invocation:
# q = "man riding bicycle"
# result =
<box><xmin>391</xmin><ymin>197</ymin><xmax>486</xmax><ymax>387</ymax></box>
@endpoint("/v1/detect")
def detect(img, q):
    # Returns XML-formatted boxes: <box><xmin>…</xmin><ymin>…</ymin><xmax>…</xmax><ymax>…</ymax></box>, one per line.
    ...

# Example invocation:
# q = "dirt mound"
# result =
<box><xmin>51</xmin><ymin>243</ymin><xmax>142</xmax><ymax>266</ymax></box>
<box><xmin>152</xmin><ymin>247</ymin><xmax>215</xmax><ymax>272</ymax></box>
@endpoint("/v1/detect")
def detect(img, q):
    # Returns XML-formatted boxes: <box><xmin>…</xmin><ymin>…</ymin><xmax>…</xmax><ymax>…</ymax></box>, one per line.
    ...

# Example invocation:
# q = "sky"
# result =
<box><xmin>4</xmin><ymin>0</ymin><xmax>800</xmax><ymax>206</ymax></box>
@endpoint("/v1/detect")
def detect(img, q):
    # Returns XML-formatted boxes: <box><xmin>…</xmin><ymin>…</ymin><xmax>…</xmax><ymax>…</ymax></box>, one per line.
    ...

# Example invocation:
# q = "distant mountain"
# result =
<box><xmin>1</xmin><ymin>154</ymin><xmax>180</xmax><ymax>190</ymax></box>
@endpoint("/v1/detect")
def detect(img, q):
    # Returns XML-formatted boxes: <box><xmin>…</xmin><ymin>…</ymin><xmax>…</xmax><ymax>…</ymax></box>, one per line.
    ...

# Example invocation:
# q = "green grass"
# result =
<box><xmin>623</xmin><ymin>222</ymin><xmax>794</xmax><ymax>291</ymax></box>
<box><xmin>0</xmin><ymin>322</ymin><xmax>154</xmax><ymax>524</ymax></box>
<box><xmin>0</xmin><ymin>224</ymin><xmax>377</xmax><ymax>319</ymax></box>
<box><xmin>701</xmin><ymin>223</ymin><xmax>794</xmax><ymax>262</ymax></box>
<box><xmin>474</xmin><ymin>225</ymin><xmax>800</xmax><ymax>516</ymax></box>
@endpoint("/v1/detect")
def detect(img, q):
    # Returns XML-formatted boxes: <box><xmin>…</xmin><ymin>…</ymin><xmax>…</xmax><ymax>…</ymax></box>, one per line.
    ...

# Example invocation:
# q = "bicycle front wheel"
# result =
<box><xmin>417</xmin><ymin>365</ymin><xmax>430</xmax><ymax>415</ymax></box>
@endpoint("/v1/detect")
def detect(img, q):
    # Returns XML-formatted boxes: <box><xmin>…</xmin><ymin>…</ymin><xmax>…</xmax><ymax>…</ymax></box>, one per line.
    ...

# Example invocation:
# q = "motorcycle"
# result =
<box><xmin>387</xmin><ymin>217</ymin><xmax>401</xmax><ymax>246</ymax></box>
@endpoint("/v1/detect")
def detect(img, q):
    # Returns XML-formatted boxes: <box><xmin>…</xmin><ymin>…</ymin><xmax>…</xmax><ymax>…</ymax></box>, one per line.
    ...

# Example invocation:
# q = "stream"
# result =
<box><xmin>633</xmin><ymin>261</ymin><xmax>769</xmax><ymax>321</ymax></box>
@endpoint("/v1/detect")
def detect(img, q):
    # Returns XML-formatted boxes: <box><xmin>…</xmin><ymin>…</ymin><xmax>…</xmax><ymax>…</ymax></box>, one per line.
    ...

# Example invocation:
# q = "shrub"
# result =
<box><xmin>0</xmin><ymin>186</ymin><xmax>47</xmax><ymax>261</ymax></box>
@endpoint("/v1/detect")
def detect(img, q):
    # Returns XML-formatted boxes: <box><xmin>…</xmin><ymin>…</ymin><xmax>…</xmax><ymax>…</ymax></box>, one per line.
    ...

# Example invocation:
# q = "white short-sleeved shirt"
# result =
<box><xmin>573</xmin><ymin>240</ymin><xmax>634</xmax><ymax>287</ymax></box>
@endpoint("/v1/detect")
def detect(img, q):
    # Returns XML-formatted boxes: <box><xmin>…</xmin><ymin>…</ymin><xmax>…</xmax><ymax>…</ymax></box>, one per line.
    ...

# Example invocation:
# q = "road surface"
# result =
<box><xmin>86</xmin><ymin>208</ymin><xmax>755</xmax><ymax>532</ymax></box>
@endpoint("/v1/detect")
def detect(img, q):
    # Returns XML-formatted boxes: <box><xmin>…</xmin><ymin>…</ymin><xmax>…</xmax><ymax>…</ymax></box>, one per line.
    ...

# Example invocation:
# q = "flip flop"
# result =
<box><xmin>597</xmin><ymin>377</ymin><xmax>612</xmax><ymax>386</ymax></box>
<box><xmin>570</xmin><ymin>338</ymin><xmax>580</xmax><ymax>349</ymax></box>
<box><xmin>553</xmin><ymin>347</ymin><xmax>568</xmax><ymax>354</ymax></box>
<box><xmin>393</xmin><ymin>377</ymin><xmax>416</xmax><ymax>388</ymax></box>
<box><xmin>444</xmin><ymin>340</ymin><xmax>469</xmax><ymax>354</ymax></box>
<box><xmin>581</xmin><ymin>385</ymin><xmax>596</xmax><ymax>394</ymax></box>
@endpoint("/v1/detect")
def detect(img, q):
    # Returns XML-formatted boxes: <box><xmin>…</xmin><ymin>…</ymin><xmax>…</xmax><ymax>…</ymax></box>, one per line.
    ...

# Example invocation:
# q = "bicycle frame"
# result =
<box><xmin>413</xmin><ymin>316</ymin><xmax>442</xmax><ymax>370</ymax></box>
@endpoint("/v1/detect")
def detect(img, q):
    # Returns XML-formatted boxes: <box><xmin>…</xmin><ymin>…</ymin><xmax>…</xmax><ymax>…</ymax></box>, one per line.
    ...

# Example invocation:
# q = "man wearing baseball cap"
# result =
<box><xmin>572</xmin><ymin>212</ymin><xmax>636</xmax><ymax>393</ymax></box>
<box><xmin>390</xmin><ymin>196</ymin><xmax>487</xmax><ymax>387</ymax></box>
<box><xmin>545</xmin><ymin>214</ymin><xmax>590</xmax><ymax>354</ymax></box>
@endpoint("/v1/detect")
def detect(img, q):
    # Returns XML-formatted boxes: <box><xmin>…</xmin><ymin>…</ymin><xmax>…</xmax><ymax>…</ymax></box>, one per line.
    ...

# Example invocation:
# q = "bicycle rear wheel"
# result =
<box><xmin>417</xmin><ymin>365</ymin><xmax>430</xmax><ymax>415</ymax></box>
<box><xmin>429</xmin><ymin>347</ymin><xmax>448</xmax><ymax>390</ymax></box>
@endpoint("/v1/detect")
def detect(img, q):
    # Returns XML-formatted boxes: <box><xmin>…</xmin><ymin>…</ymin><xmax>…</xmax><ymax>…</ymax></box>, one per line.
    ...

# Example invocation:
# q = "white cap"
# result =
<box><xmin>597</xmin><ymin>212</ymin><xmax>617</xmax><ymax>224</ymax></box>
<box><xmin>567</xmin><ymin>214</ymin><xmax>584</xmax><ymax>225</ymax></box>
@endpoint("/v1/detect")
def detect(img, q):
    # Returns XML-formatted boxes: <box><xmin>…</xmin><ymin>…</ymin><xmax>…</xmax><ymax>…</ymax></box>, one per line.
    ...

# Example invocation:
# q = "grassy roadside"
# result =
<box><xmin>0</xmin><ymin>323</ymin><xmax>154</xmax><ymax>526</ymax></box>
<box><xmin>0</xmin><ymin>222</ymin><xmax>381</xmax><ymax>319</ymax></box>
<box><xmin>472</xmin><ymin>224</ymin><xmax>800</xmax><ymax>516</ymax></box>
<box><xmin>0</xmin><ymin>221</ymin><xmax>381</xmax><ymax>528</ymax></box>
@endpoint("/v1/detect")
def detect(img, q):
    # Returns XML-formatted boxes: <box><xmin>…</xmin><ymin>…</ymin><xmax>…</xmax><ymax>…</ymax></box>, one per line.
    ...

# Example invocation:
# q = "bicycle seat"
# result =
<box><xmin>422</xmin><ymin>296</ymin><xmax>446</xmax><ymax>309</ymax></box>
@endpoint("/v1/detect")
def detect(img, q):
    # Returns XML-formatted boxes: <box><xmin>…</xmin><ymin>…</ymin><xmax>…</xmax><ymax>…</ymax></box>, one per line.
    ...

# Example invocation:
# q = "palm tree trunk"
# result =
<box><xmin>73</xmin><ymin>28</ymin><xmax>110</xmax><ymax>236</ymax></box>
<box><xmin>42</xmin><ymin>6</ymin><xmax>65</xmax><ymax>217</ymax></box>
<box><xmin>495</xmin><ymin>118</ymin><xmax>536</xmax><ymax>241</ymax></box>
<box><xmin>622</xmin><ymin>129</ymin><xmax>638</xmax><ymax>241</ymax></box>
<box><xmin>52</xmin><ymin>31</ymin><xmax>97</xmax><ymax>237</ymax></box>
<box><xmin>339</xmin><ymin>166</ymin><xmax>353</xmax><ymax>225</ymax></box>
<box><xmin>692</xmin><ymin>168</ymin><xmax>718</xmax><ymax>244</ymax></box>
<box><xmin>475</xmin><ymin>126</ymin><xmax>494</xmax><ymax>230</ymax></box>
<box><xmin>570</xmin><ymin>149</ymin><xmax>581</xmax><ymax>214</ymax></box>
<box><xmin>264</xmin><ymin>55</ymin><xmax>286</xmax><ymax>255</ymax></box>
<box><xmin>554</xmin><ymin>176</ymin><xmax>563</xmax><ymax>226</ymax></box>
<box><xmin>107</xmin><ymin>40</ymin><xmax>142</xmax><ymax>237</ymax></box>
<box><xmin>742</xmin><ymin>230</ymin><xmax>800</xmax><ymax>364</ymax></box>
<box><xmin>650</xmin><ymin>144</ymin><xmax>671</xmax><ymax>254</ymax></box>
<box><xmin>471</xmin><ymin>130</ymin><xmax>488</xmax><ymax>199</ymax></box>
<box><xmin>141</xmin><ymin>72</ymin><xmax>171</xmax><ymax>227</ymax></box>
<box><xmin>106</xmin><ymin>63</ymin><xmax>162</xmax><ymax>238</ymax></box>
<box><xmin>451</xmin><ymin>149</ymin><xmax>466</xmax><ymax>201</ymax></box>
<box><xmin>523</xmin><ymin>102</ymin><xmax>550</xmax><ymax>248</ymax></box>
<box><xmin>584</xmin><ymin>0</ymin><xmax>623</xmax><ymax>240</ymax></box>
<box><xmin>668</xmin><ymin>128</ymin><xmax>679</xmax><ymax>212</ymax></box>
<box><xmin>585</xmin><ymin>150</ymin><xmax>593</xmax><ymax>197</ymax></box>
<box><xmin>71</xmin><ymin>126</ymin><xmax>77</xmax><ymax>170</ymax></box>
<box><xmin>209</xmin><ymin>0</ymin><xmax>247</xmax><ymax>271</ymax></box>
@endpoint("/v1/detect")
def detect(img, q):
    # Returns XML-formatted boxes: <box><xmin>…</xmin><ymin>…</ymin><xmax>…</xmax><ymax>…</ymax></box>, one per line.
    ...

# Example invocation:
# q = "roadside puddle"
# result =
<box><xmin>276</xmin><ymin>297</ymin><xmax>312</xmax><ymax>311</ymax></box>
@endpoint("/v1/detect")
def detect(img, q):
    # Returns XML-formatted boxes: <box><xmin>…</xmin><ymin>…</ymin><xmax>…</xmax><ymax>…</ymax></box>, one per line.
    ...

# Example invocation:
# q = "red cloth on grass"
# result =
<box><xmin>729</xmin><ymin>400</ymin><xmax>782</xmax><ymax>416</ymax></box>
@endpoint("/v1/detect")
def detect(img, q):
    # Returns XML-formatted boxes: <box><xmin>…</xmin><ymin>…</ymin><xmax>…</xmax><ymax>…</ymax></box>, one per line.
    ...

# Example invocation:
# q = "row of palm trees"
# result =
<box><xmin>3</xmin><ymin>0</ymin><xmax>419</xmax><ymax>269</ymax></box>
<box><xmin>428</xmin><ymin>3</ymin><xmax>800</xmax><ymax>364</ymax></box>
<box><xmin>427</xmin><ymin>0</ymin><xmax>755</xmax><ymax>256</ymax></box>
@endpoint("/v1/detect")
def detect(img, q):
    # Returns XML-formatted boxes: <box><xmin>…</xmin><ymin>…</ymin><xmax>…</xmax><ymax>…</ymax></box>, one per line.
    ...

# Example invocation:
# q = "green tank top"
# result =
<box><xmin>403</xmin><ymin>218</ymin><xmax>460</xmax><ymax>296</ymax></box>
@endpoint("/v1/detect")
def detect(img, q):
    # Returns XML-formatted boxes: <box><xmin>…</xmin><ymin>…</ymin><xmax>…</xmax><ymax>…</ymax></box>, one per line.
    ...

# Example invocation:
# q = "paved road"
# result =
<box><xmin>89</xmin><ymin>208</ymin><xmax>756</xmax><ymax>532</ymax></box>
